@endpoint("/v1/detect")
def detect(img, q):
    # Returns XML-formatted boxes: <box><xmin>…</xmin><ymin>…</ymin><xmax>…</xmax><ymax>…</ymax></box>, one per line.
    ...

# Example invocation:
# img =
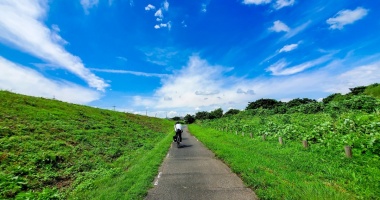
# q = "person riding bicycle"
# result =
<box><xmin>173</xmin><ymin>121</ymin><xmax>183</xmax><ymax>143</ymax></box>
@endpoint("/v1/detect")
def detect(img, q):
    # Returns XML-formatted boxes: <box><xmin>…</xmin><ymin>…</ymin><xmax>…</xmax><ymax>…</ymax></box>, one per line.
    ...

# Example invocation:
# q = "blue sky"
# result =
<box><xmin>1</xmin><ymin>0</ymin><xmax>380</xmax><ymax>118</ymax></box>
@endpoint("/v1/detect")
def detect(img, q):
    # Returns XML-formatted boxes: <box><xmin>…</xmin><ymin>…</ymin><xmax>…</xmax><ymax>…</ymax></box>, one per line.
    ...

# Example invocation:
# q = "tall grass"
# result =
<box><xmin>189</xmin><ymin>125</ymin><xmax>380</xmax><ymax>200</ymax></box>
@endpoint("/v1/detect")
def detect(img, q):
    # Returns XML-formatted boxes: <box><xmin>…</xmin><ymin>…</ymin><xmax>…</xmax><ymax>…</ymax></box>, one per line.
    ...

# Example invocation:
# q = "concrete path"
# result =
<box><xmin>145</xmin><ymin>126</ymin><xmax>258</xmax><ymax>200</ymax></box>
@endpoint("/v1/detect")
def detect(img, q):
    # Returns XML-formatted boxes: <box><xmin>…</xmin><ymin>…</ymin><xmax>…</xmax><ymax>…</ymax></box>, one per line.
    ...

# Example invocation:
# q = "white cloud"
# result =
<box><xmin>243</xmin><ymin>0</ymin><xmax>271</xmax><ymax>5</ymax></box>
<box><xmin>80</xmin><ymin>0</ymin><xmax>99</xmax><ymax>14</ymax></box>
<box><xmin>128</xmin><ymin>55</ymin><xmax>380</xmax><ymax>114</ymax></box>
<box><xmin>163</xmin><ymin>0</ymin><xmax>169</xmax><ymax>11</ymax></box>
<box><xmin>0</xmin><ymin>0</ymin><xmax>109</xmax><ymax>91</ymax></box>
<box><xmin>266</xmin><ymin>59</ymin><xmax>288</xmax><ymax>74</ymax></box>
<box><xmin>274</xmin><ymin>0</ymin><xmax>295</xmax><ymax>10</ymax></box>
<box><xmin>154</xmin><ymin>22</ymin><xmax>172</xmax><ymax>30</ymax></box>
<box><xmin>269</xmin><ymin>20</ymin><xmax>290</xmax><ymax>32</ymax></box>
<box><xmin>331</xmin><ymin>62</ymin><xmax>380</xmax><ymax>93</ymax></box>
<box><xmin>154</xmin><ymin>9</ymin><xmax>163</xmax><ymax>18</ymax></box>
<box><xmin>50</xmin><ymin>24</ymin><xmax>68</xmax><ymax>45</ymax></box>
<box><xmin>0</xmin><ymin>57</ymin><xmax>100</xmax><ymax>104</ymax></box>
<box><xmin>90</xmin><ymin>68</ymin><xmax>169</xmax><ymax>78</ymax></box>
<box><xmin>267</xmin><ymin>55</ymin><xmax>332</xmax><ymax>76</ymax></box>
<box><xmin>279</xmin><ymin>43</ymin><xmax>298</xmax><ymax>53</ymax></box>
<box><xmin>145</xmin><ymin>4</ymin><xmax>155</xmax><ymax>11</ymax></box>
<box><xmin>283</xmin><ymin>20</ymin><xmax>311</xmax><ymax>39</ymax></box>
<box><xmin>327</xmin><ymin>7</ymin><xmax>368</xmax><ymax>30</ymax></box>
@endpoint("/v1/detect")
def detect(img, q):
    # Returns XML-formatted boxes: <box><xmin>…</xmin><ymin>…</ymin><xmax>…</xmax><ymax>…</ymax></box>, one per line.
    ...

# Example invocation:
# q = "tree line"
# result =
<box><xmin>175</xmin><ymin>83</ymin><xmax>380</xmax><ymax>124</ymax></box>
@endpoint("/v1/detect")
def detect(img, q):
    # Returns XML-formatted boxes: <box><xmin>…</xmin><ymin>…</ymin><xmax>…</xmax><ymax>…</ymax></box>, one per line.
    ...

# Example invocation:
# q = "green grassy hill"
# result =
<box><xmin>364</xmin><ymin>83</ymin><xmax>380</xmax><ymax>98</ymax></box>
<box><xmin>0</xmin><ymin>91</ymin><xmax>173</xmax><ymax>199</ymax></box>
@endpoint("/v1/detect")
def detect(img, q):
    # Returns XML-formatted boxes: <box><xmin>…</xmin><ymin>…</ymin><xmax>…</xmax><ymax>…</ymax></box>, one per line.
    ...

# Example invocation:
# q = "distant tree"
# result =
<box><xmin>246</xmin><ymin>98</ymin><xmax>281</xmax><ymax>110</ymax></box>
<box><xmin>224</xmin><ymin>109</ymin><xmax>240</xmax><ymax>116</ymax></box>
<box><xmin>195</xmin><ymin>111</ymin><xmax>210</xmax><ymax>120</ymax></box>
<box><xmin>209</xmin><ymin>108</ymin><xmax>223</xmax><ymax>119</ymax></box>
<box><xmin>286</xmin><ymin>98</ymin><xmax>316</xmax><ymax>108</ymax></box>
<box><xmin>184</xmin><ymin>114</ymin><xmax>196</xmax><ymax>124</ymax></box>
<box><xmin>172</xmin><ymin>116</ymin><xmax>181</xmax><ymax>121</ymax></box>
<box><xmin>349</xmin><ymin>86</ymin><xmax>367</xmax><ymax>95</ymax></box>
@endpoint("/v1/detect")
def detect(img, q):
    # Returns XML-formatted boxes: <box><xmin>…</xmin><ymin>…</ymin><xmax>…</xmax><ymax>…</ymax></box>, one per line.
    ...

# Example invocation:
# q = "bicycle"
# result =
<box><xmin>176</xmin><ymin>132</ymin><xmax>181</xmax><ymax>148</ymax></box>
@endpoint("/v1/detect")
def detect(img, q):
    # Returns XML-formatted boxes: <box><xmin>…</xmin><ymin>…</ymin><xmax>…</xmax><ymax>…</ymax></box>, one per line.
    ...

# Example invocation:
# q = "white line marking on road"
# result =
<box><xmin>154</xmin><ymin>172</ymin><xmax>162</xmax><ymax>185</ymax></box>
<box><xmin>154</xmin><ymin>172</ymin><xmax>162</xmax><ymax>186</ymax></box>
<box><xmin>167</xmin><ymin>153</ymin><xmax>170</xmax><ymax>158</ymax></box>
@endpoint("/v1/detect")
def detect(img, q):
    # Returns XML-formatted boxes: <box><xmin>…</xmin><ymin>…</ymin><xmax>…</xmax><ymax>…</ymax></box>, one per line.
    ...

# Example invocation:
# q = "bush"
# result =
<box><xmin>342</xmin><ymin>95</ymin><xmax>379</xmax><ymax>113</ymax></box>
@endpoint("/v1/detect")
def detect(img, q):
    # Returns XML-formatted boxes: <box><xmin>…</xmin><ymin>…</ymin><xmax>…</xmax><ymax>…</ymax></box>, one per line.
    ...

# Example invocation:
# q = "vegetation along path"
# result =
<box><xmin>145</xmin><ymin>126</ymin><xmax>258</xmax><ymax>200</ymax></box>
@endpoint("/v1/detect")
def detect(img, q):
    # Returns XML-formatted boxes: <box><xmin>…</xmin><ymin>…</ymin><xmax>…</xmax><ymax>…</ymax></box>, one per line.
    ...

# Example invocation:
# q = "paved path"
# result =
<box><xmin>145</xmin><ymin>126</ymin><xmax>257</xmax><ymax>200</ymax></box>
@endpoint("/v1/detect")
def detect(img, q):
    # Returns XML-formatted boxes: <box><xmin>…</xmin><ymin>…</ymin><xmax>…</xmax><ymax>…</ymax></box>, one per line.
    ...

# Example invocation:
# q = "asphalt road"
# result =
<box><xmin>145</xmin><ymin>126</ymin><xmax>258</xmax><ymax>200</ymax></box>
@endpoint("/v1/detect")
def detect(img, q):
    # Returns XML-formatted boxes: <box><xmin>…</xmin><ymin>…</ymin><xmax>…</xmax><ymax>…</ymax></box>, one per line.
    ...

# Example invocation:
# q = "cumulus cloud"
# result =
<box><xmin>279</xmin><ymin>43</ymin><xmax>299</xmax><ymax>53</ymax></box>
<box><xmin>129</xmin><ymin>54</ymin><xmax>380</xmax><ymax>115</ymax></box>
<box><xmin>269</xmin><ymin>20</ymin><xmax>290</xmax><ymax>32</ymax></box>
<box><xmin>154</xmin><ymin>22</ymin><xmax>171</xmax><ymax>30</ymax></box>
<box><xmin>146</xmin><ymin>1</ymin><xmax>171</xmax><ymax>30</ymax></box>
<box><xmin>0</xmin><ymin>0</ymin><xmax>109</xmax><ymax>91</ymax></box>
<box><xmin>242</xmin><ymin>0</ymin><xmax>271</xmax><ymax>5</ymax></box>
<box><xmin>327</xmin><ymin>7</ymin><xmax>368</xmax><ymax>30</ymax></box>
<box><xmin>274</xmin><ymin>0</ymin><xmax>295</xmax><ymax>10</ymax></box>
<box><xmin>145</xmin><ymin>4</ymin><xmax>155</xmax><ymax>10</ymax></box>
<box><xmin>0</xmin><ymin>57</ymin><xmax>100</xmax><ymax>104</ymax></box>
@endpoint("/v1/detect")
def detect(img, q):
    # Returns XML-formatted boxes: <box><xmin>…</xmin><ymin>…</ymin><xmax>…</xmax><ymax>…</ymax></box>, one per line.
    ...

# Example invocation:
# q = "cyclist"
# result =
<box><xmin>174</xmin><ymin>121</ymin><xmax>183</xmax><ymax>143</ymax></box>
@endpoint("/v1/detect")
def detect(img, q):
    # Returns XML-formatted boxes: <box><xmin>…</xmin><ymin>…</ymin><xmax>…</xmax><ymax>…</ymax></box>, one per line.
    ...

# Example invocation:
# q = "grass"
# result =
<box><xmin>189</xmin><ymin>124</ymin><xmax>380</xmax><ymax>200</ymax></box>
<box><xmin>0</xmin><ymin>91</ymin><xmax>173</xmax><ymax>199</ymax></box>
<box><xmin>364</xmin><ymin>83</ymin><xmax>380</xmax><ymax>98</ymax></box>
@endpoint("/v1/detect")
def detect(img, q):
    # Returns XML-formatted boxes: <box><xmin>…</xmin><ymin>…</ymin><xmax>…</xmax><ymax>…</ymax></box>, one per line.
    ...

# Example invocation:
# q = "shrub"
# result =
<box><xmin>342</xmin><ymin>95</ymin><xmax>379</xmax><ymax>113</ymax></box>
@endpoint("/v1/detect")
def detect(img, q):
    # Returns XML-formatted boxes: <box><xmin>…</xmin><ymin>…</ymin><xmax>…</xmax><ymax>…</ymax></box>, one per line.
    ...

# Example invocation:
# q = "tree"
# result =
<box><xmin>184</xmin><ymin>114</ymin><xmax>195</xmax><ymax>124</ymax></box>
<box><xmin>246</xmin><ymin>98</ymin><xmax>281</xmax><ymax>110</ymax></box>
<box><xmin>224</xmin><ymin>109</ymin><xmax>240</xmax><ymax>116</ymax></box>
<box><xmin>349</xmin><ymin>86</ymin><xmax>367</xmax><ymax>95</ymax></box>
<box><xmin>195</xmin><ymin>111</ymin><xmax>210</xmax><ymax>120</ymax></box>
<box><xmin>172</xmin><ymin>116</ymin><xmax>181</xmax><ymax>121</ymax></box>
<box><xmin>209</xmin><ymin>108</ymin><xmax>223</xmax><ymax>119</ymax></box>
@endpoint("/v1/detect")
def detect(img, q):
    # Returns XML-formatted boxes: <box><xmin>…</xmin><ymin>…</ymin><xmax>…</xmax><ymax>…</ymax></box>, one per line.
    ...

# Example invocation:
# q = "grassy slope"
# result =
<box><xmin>364</xmin><ymin>83</ymin><xmax>380</xmax><ymax>98</ymax></box>
<box><xmin>0</xmin><ymin>91</ymin><xmax>173</xmax><ymax>199</ymax></box>
<box><xmin>189</xmin><ymin>125</ymin><xmax>380</xmax><ymax>200</ymax></box>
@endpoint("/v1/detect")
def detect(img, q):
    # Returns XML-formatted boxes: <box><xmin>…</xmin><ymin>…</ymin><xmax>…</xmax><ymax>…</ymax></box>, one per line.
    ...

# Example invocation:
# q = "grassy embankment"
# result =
<box><xmin>189</xmin><ymin>124</ymin><xmax>380</xmax><ymax>199</ymax></box>
<box><xmin>0</xmin><ymin>91</ymin><xmax>173</xmax><ymax>199</ymax></box>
